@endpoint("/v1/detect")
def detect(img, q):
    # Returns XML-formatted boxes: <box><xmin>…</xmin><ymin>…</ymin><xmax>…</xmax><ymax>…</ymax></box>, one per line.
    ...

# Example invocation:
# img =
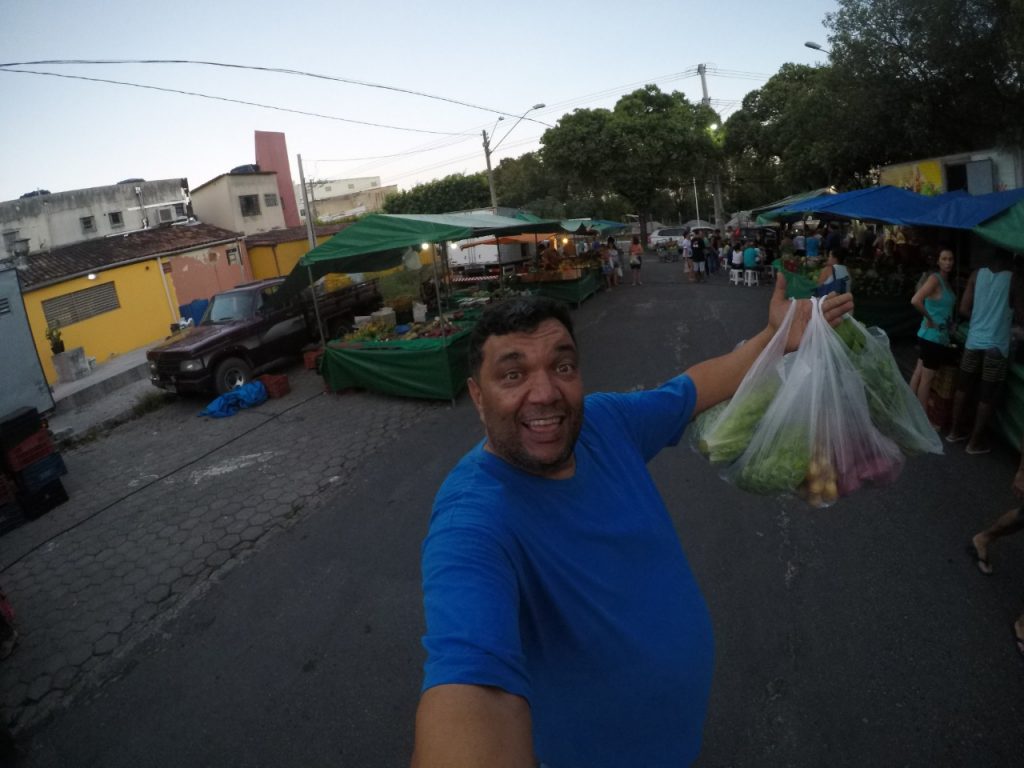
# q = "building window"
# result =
<box><xmin>239</xmin><ymin>195</ymin><xmax>261</xmax><ymax>217</ymax></box>
<box><xmin>263</xmin><ymin>193</ymin><xmax>279</xmax><ymax>207</ymax></box>
<box><xmin>226</xmin><ymin>246</ymin><xmax>241</xmax><ymax>266</ymax></box>
<box><xmin>0</xmin><ymin>297</ymin><xmax>10</xmax><ymax>315</ymax></box>
<box><xmin>158</xmin><ymin>207</ymin><xmax>173</xmax><ymax>223</ymax></box>
<box><xmin>80</xmin><ymin>216</ymin><xmax>97</xmax><ymax>234</ymax></box>
<box><xmin>174</xmin><ymin>203</ymin><xmax>186</xmax><ymax>217</ymax></box>
<box><xmin>348</xmin><ymin>184</ymin><xmax>355</xmax><ymax>190</ymax></box>
<box><xmin>2</xmin><ymin>230</ymin><xmax>17</xmax><ymax>252</ymax></box>
<box><xmin>108</xmin><ymin>211</ymin><xmax>124</xmax><ymax>228</ymax></box>
<box><xmin>42</xmin><ymin>281</ymin><xmax>120</xmax><ymax>328</ymax></box>
<box><xmin>371</xmin><ymin>181</ymin><xmax>378</xmax><ymax>187</ymax></box>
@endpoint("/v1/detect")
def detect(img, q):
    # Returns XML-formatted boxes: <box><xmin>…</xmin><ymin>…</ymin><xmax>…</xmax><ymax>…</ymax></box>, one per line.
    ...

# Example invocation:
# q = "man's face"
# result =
<box><xmin>468</xmin><ymin>318</ymin><xmax>584</xmax><ymax>480</ymax></box>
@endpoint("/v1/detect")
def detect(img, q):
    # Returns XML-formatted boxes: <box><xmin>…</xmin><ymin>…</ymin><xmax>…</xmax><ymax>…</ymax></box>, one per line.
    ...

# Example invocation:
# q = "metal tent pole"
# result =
<box><xmin>430</xmin><ymin>243</ymin><xmax>456</xmax><ymax>406</ymax></box>
<box><xmin>307</xmin><ymin>265</ymin><xmax>326</xmax><ymax>348</ymax></box>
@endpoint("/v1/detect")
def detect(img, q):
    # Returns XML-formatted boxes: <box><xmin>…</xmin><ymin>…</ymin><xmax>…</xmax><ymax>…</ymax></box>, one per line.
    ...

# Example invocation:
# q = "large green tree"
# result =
<box><xmin>825</xmin><ymin>0</ymin><xmax>1024</xmax><ymax>164</ymax></box>
<box><xmin>541</xmin><ymin>85</ymin><xmax>715</xmax><ymax>242</ymax></box>
<box><xmin>381</xmin><ymin>172</ymin><xmax>490</xmax><ymax>214</ymax></box>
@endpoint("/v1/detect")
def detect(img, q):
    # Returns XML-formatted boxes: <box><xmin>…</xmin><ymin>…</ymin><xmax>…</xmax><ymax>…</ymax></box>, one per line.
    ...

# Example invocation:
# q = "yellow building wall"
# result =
<box><xmin>879</xmin><ymin>159</ymin><xmax>944</xmax><ymax>195</ymax></box>
<box><xmin>248</xmin><ymin>234</ymin><xmax>337</xmax><ymax>280</ymax></box>
<box><xmin>24</xmin><ymin>259</ymin><xmax>180</xmax><ymax>384</ymax></box>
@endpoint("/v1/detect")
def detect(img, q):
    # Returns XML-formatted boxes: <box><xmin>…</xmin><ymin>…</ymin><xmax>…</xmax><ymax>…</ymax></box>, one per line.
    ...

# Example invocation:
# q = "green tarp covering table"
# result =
<box><xmin>519</xmin><ymin>269</ymin><xmax>600</xmax><ymax>307</ymax></box>
<box><xmin>320</xmin><ymin>324</ymin><xmax>472</xmax><ymax>401</ymax></box>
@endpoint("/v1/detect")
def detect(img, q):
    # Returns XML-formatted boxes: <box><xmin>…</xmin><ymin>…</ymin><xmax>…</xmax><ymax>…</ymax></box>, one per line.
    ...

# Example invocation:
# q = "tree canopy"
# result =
<box><xmin>381</xmin><ymin>172</ymin><xmax>490</xmax><ymax>214</ymax></box>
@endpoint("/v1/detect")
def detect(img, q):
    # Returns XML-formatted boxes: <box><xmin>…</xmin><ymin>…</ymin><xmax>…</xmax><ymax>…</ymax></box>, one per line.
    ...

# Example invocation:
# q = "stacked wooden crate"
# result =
<box><xmin>0</xmin><ymin>407</ymin><xmax>68</xmax><ymax>529</ymax></box>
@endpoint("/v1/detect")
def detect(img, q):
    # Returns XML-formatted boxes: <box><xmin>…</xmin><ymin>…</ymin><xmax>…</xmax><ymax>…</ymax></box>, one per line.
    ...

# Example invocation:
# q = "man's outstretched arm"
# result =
<box><xmin>411</xmin><ymin>684</ymin><xmax>535</xmax><ymax>768</ymax></box>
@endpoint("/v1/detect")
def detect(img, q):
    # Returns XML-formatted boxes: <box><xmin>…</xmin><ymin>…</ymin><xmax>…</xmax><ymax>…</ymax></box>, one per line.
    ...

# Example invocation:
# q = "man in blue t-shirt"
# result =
<box><xmin>412</xmin><ymin>285</ymin><xmax>854</xmax><ymax>768</ymax></box>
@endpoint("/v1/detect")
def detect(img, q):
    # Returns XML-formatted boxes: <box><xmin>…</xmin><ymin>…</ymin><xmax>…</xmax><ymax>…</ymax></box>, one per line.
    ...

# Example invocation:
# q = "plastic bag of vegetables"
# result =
<box><xmin>832</xmin><ymin>317</ymin><xmax>943</xmax><ymax>455</ymax></box>
<box><xmin>721</xmin><ymin>297</ymin><xmax>904</xmax><ymax>507</ymax></box>
<box><xmin>694</xmin><ymin>299</ymin><xmax>799</xmax><ymax>464</ymax></box>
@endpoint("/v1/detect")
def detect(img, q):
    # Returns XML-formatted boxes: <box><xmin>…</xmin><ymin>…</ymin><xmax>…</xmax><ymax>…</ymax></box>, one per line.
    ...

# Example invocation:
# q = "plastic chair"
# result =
<box><xmin>729</xmin><ymin>268</ymin><xmax>743</xmax><ymax>286</ymax></box>
<box><xmin>744</xmin><ymin>269</ymin><xmax>760</xmax><ymax>287</ymax></box>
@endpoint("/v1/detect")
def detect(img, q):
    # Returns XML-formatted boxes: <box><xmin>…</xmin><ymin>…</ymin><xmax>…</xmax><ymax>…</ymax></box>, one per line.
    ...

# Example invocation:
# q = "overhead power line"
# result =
<box><xmin>0</xmin><ymin>69</ymin><xmax>470</xmax><ymax>136</ymax></box>
<box><xmin>0</xmin><ymin>58</ymin><xmax>551</xmax><ymax>128</ymax></box>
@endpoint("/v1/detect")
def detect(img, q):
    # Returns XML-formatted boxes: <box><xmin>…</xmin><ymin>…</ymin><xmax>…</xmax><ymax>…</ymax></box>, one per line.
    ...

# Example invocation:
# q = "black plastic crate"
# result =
<box><xmin>15</xmin><ymin>453</ymin><xmax>67</xmax><ymax>494</ymax></box>
<box><xmin>16</xmin><ymin>479</ymin><xmax>68</xmax><ymax>519</ymax></box>
<box><xmin>0</xmin><ymin>407</ymin><xmax>42</xmax><ymax>451</ymax></box>
<box><xmin>0</xmin><ymin>502</ymin><xmax>25</xmax><ymax>535</ymax></box>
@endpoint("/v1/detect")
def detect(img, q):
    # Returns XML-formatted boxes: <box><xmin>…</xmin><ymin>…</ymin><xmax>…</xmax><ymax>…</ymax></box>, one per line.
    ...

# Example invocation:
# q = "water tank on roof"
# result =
<box><xmin>19</xmin><ymin>190</ymin><xmax>51</xmax><ymax>198</ymax></box>
<box><xmin>118</xmin><ymin>178</ymin><xmax>145</xmax><ymax>184</ymax></box>
<box><xmin>230</xmin><ymin>164</ymin><xmax>260</xmax><ymax>174</ymax></box>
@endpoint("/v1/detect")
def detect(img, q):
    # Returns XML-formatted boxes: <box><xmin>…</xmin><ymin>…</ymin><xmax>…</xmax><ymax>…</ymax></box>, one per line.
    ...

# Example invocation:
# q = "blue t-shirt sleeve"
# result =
<box><xmin>420</xmin><ymin>488</ymin><xmax>532</xmax><ymax>701</ymax></box>
<box><xmin>587</xmin><ymin>374</ymin><xmax>697</xmax><ymax>463</ymax></box>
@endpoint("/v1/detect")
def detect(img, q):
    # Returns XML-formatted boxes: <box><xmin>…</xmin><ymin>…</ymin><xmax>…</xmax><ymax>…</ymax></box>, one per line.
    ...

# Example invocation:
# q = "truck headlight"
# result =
<box><xmin>149</xmin><ymin>361</ymin><xmax>158</xmax><ymax>374</ymax></box>
<box><xmin>179</xmin><ymin>359</ymin><xmax>204</xmax><ymax>372</ymax></box>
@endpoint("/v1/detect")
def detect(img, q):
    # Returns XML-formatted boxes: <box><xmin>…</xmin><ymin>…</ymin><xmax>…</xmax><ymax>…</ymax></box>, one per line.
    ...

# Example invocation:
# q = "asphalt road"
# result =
<box><xmin>14</xmin><ymin>259</ymin><xmax>1024</xmax><ymax>767</ymax></box>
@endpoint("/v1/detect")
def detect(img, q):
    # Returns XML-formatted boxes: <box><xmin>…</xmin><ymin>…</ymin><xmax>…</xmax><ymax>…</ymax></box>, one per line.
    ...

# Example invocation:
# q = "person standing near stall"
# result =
<box><xmin>629</xmin><ymin>236</ymin><xmax>644</xmax><ymax>285</ymax></box>
<box><xmin>909</xmin><ymin>248</ymin><xmax>956</xmax><ymax>417</ymax></box>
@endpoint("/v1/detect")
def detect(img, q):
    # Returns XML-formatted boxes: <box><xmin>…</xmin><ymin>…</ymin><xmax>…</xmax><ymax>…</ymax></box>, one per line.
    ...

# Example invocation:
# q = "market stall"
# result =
<box><xmin>291</xmin><ymin>211</ymin><xmax>562</xmax><ymax>401</ymax></box>
<box><xmin>320</xmin><ymin>320</ymin><xmax>473</xmax><ymax>401</ymax></box>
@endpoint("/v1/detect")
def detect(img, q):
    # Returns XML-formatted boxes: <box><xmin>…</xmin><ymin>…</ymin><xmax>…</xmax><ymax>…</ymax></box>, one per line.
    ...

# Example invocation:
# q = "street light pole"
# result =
<box><xmin>483</xmin><ymin>103</ymin><xmax>545</xmax><ymax>210</ymax></box>
<box><xmin>692</xmin><ymin>177</ymin><xmax>701</xmax><ymax>226</ymax></box>
<box><xmin>482</xmin><ymin>129</ymin><xmax>498</xmax><ymax>208</ymax></box>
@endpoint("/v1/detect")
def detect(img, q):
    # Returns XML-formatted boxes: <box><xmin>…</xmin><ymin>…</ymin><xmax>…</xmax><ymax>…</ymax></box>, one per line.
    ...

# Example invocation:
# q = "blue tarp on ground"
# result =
<box><xmin>899</xmin><ymin>187</ymin><xmax>1024</xmax><ymax>229</ymax></box>
<box><xmin>198</xmin><ymin>381</ymin><xmax>268</xmax><ymax>418</ymax></box>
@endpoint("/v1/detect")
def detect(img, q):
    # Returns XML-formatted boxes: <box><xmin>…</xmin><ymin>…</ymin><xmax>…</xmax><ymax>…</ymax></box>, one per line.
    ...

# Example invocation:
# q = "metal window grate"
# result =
<box><xmin>0</xmin><ymin>297</ymin><xmax>10</xmax><ymax>315</ymax></box>
<box><xmin>42</xmin><ymin>281</ymin><xmax>120</xmax><ymax>328</ymax></box>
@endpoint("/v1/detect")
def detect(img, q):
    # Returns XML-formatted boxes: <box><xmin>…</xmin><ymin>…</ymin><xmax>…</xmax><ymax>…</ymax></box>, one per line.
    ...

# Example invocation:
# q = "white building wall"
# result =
<box><xmin>0</xmin><ymin>179</ymin><xmax>190</xmax><ymax>256</ymax></box>
<box><xmin>191</xmin><ymin>173</ymin><xmax>286</xmax><ymax>236</ymax></box>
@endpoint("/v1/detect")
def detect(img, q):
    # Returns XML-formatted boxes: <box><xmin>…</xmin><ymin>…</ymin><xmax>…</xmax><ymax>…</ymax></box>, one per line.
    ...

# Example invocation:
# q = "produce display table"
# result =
<box><xmin>516</xmin><ymin>268</ymin><xmax>601</xmax><ymax>307</ymax></box>
<box><xmin>320</xmin><ymin>323</ymin><xmax>472</xmax><ymax>401</ymax></box>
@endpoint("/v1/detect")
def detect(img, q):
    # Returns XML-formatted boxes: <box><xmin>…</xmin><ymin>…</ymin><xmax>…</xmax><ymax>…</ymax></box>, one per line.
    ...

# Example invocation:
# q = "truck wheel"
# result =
<box><xmin>214</xmin><ymin>357</ymin><xmax>252</xmax><ymax>394</ymax></box>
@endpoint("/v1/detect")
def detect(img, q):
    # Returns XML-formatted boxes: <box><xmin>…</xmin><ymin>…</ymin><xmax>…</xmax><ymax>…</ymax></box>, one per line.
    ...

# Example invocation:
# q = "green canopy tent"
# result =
<box><xmin>290</xmin><ymin>211</ymin><xmax>560</xmax><ymax>402</ymax></box>
<box><xmin>974</xmin><ymin>198</ymin><xmax>1024</xmax><ymax>252</ymax></box>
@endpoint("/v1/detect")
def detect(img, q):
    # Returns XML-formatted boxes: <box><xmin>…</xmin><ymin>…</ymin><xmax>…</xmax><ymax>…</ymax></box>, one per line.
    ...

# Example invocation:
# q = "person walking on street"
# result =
<box><xmin>412</xmin><ymin>285</ymin><xmax>854</xmax><ymax>768</ymax></box>
<box><xmin>968</xmin><ymin>442</ymin><xmax>1024</xmax><ymax>657</ymax></box>
<box><xmin>629</xmin><ymin>236</ymin><xmax>644</xmax><ymax>285</ymax></box>
<box><xmin>607</xmin><ymin>236</ymin><xmax>623</xmax><ymax>287</ymax></box>
<box><xmin>691</xmin><ymin>234</ymin><xmax>706</xmax><ymax>283</ymax></box>
<box><xmin>947</xmin><ymin>250</ymin><xmax>1019</xmax><ymax>454</ymax></box>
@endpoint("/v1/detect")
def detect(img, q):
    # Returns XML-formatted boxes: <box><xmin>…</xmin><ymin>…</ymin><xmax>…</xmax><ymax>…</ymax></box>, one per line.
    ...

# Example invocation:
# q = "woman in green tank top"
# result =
<box><xmin>910</xmin><ymin>249</ymin><xmax>956</xmax><ymax>415</ymax></box>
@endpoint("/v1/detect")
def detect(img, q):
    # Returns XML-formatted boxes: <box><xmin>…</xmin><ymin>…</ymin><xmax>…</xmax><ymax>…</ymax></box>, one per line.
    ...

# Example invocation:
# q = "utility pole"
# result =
<box><xmin>482</xmin><ymin>129</ymin><xmax>497</xmax><ymax>209</ymax></box>
<box><xmin>697</xmin><ymin>64</ymin><xmax>725</xmax><ymax>233</ymax></box>
<box><xmin>297</xmin><ymin>154</ymin><xmax>317</xmax><ymax>250</ymax></box>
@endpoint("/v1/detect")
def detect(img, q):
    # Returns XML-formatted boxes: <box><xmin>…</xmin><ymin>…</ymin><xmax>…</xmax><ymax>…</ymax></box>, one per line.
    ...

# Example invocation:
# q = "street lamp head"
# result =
<box><xmin>531</xmin><ymin>103</ymin><xmax>546</xmax><ymax>110</ymax></box>
<box><xmin>805</xmin><ymin>41</ymin><xmax>832</xmax><ymax>54</ymax></box>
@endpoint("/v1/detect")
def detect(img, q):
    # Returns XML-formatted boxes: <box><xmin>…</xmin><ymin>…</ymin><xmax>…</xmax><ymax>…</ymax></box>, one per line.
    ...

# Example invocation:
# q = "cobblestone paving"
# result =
<box><xmin>0</xmin><ymin>370</ymin><xmax>443</xmax><ymax>731</ymax></box>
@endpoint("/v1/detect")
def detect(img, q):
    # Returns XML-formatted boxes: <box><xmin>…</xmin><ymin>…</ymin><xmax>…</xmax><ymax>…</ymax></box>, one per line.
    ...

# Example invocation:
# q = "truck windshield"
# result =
<box><xmin>201</xmin><ymin>293</ymin><xmax>255</xmax><ymax>324</ymax></box>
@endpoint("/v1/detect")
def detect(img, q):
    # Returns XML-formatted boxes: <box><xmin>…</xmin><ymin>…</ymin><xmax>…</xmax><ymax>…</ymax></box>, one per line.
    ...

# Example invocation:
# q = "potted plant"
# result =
<box><xmin>45</xmin><ymin>323</ymin><xmax>64</xmax><ymax>354</ymax></box>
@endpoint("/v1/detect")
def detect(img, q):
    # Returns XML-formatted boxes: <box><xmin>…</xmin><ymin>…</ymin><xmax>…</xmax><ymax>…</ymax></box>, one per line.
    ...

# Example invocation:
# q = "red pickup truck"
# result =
<box><xmin>147</xmin><ymin>278</ymin><xmax>381</xmax><ymax>395</ymax></box>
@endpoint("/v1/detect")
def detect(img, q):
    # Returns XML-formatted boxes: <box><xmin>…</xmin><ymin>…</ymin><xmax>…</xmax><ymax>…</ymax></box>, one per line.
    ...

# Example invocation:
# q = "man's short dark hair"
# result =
<box><xmin>468</xmin><ymin>296</ymin><xmax>575</xmax><ymax>378</ymax></box>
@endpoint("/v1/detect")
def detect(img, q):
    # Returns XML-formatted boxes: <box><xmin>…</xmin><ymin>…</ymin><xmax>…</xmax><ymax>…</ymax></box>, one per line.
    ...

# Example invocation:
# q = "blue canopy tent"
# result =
<box><xmin>759</xmin><ymin>186</ymin><xmax>967</xmax><ymax>225</ymax></box>
<box><xmin>898</xmin><ymin>187</ymin><xmax>1024</xmax><ymax>230</ymax></box>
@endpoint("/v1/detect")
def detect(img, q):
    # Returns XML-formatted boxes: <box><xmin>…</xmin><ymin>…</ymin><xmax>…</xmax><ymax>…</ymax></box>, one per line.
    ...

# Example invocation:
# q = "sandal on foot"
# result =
<box><xmin>966</xmin><ymin>542</ymin><xmax>992</xmax><ymax>574</ymax></box>
<box><xmin>965</xmin><ymin>445</ymin><xmax>992</xmax><ymax>455</ymax></box>
<box><xmin>946</xmin><ymin>433</ymin><xmax>967</xmax><ymax>443</ymax></box>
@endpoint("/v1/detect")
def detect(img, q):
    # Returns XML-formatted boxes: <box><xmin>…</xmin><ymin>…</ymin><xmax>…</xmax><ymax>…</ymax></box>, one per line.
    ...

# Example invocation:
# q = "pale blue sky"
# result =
<box><xmin>0</xmin><ymin>0</ymin><xmax>838</xmax><ymax>202</ymax></box>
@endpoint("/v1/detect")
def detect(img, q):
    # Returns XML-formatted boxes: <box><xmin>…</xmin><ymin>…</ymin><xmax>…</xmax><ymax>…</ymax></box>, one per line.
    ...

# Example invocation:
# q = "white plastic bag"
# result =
<box><xmin>831</xmin><ymin>317</ymin><xmax>943</xmax><ymax>455</ymax></box>
<box><xmin>721</xmin><ymin>298</ymin><xmax>904</xmax><ymax>507</ymax></box>
<box><xmin>695</xmin><ymin>300</ymin><xmax>799</xmax><ymax>464</ymax></box>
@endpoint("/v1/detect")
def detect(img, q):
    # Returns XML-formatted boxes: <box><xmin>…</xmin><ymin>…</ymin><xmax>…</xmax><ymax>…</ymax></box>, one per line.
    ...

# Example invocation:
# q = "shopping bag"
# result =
<box><xmin>695</xmin><ymin>299</ymin><xmax>798</xmax><ymax>464</ymax></box>
<box><xmin>721</xmin><ymin>298</ymin><xmax>904</xmax><ymax>507</ymax></box>
<box><xmin>832</xmin><ymin>317</ymin><xmax>943</xmax><ymax>455</ymax></box>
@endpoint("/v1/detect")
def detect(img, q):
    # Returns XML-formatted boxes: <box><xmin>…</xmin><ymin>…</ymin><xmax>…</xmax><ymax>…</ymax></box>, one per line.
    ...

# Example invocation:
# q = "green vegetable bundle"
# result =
<box><xmin>831</xmin><ymin>318</ymin><xmax>943</xmax><ymax>455</ymax></box>
<box><xmin>698</xmin><ymin>384</ymin><xmax>780</xmax><ymax>464</ymax></box>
